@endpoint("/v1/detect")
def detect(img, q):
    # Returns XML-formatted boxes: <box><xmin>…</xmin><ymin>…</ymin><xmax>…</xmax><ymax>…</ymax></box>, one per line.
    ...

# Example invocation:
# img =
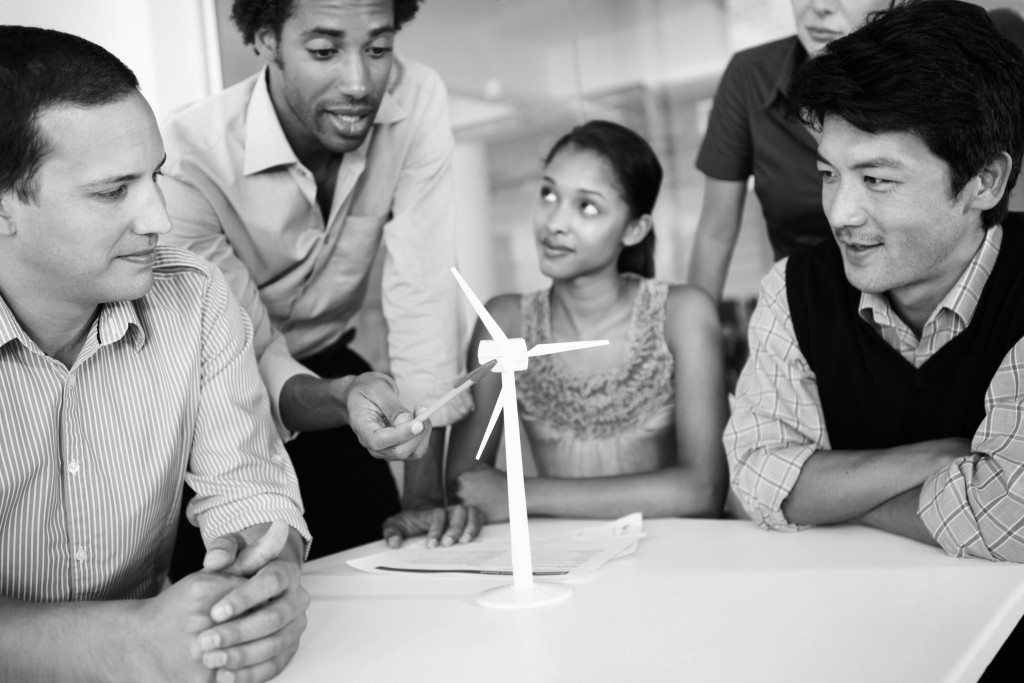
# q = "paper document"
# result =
<box><xmin>347</xmin><ymin>513</ymin><xmax>645</xmax><ymax>578</ymax></box>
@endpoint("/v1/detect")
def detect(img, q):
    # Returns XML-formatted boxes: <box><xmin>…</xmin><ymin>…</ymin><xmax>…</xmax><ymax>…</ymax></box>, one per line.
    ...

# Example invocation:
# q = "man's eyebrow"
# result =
<box><xmin>816</xmin><ymin>150</ymin><xmax>905</xmax><ymax>171</ymax></box>
<box><xmin>300</xmin><ymin>25</ymin><xmax>396</xmax><ymax>39</ymax></box>
<box><xmin>83</xmin><ymin>155</ymin><xmax>167</xmax><ymax>188</ymax></box>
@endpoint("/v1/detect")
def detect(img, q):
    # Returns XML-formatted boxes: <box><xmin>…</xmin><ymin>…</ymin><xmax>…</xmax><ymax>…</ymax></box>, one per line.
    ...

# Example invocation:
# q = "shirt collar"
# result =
<box><xmin>97</xmin><ymin>298</ymin><xmax>147</xmax><ymax>352</ymax></box>
<box><xmin>762</xmin><ymin>37</ymin><xmax>808</xmax><ymax>111</ymax></box>
<box><xmin>859</xmin><ymin>224</ymin><xmax>1003</xmax><ymax>328</ymax></box>
<box><xmin>0</xmin><ymin>295</ymin><xmax>145</xmax><ymax>356</ymax></box>
<box><xmin>243</xmin><ymin>65</ymin><xmax>407</xmax><ymax>176</ymax></box>
<box><xmin>0</xmin><ymin>294</ymin><xmax>24</xmax><ymax>351</ymax></box>
<box><xmin>244</xmin><ymin>68</ymin><xmax>302</xmax><ymax>176</ymax></box>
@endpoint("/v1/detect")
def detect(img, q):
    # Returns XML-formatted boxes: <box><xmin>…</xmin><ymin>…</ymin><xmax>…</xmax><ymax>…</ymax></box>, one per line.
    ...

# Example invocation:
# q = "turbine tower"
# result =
<box><xmin>450</xmin><ymin>267</ymin><xmax>608</xmax><ymax>608</ymax></box>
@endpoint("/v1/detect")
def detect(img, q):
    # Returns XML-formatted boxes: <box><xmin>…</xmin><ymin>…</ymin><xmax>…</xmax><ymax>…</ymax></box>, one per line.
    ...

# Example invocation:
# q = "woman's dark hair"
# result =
<box><xmin>232</xmin><ymin>0</ymin><xmax>423</xmax><ymax>46</ymax></box>
<box><xmin>0</xmin><ymin>26</ymin><xmax>139</xmax><ymax>203</ymax></box>
<box><xmin>788</xmin><ymin>0</ymin><xmax>1024</xmax><ymax>228</ymax></box>
<box><xmin>543</xmin><ymin>120</ymin><xmax>663</xmax><ymax>278</ymax></box>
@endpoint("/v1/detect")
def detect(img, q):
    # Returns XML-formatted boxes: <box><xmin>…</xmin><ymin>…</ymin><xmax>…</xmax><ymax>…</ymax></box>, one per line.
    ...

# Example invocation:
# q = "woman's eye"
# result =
<box><xmin>580</xmin><ymin>202</ymin><xmax>598</xmax><ymax>217</ymax></box>
<box><xmin>539</xmin><ymin>188</ymin><xmax>556</xmax><ymax>203</ymax></box>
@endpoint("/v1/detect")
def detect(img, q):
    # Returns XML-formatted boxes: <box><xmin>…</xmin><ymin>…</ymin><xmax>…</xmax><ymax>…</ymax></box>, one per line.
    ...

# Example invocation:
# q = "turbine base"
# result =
<box><xmin>477</xmin><ymin>581</ymin><xmax>572</xmax><ymax>609</ymax></box>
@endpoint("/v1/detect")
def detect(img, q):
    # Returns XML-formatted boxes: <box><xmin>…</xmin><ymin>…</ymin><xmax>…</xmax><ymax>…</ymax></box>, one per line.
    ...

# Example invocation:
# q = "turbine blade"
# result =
<box><xmin>451</xmin><ymin>267</ymin><xmax>508</xmax><ymax>341</ymax></box>
<box><xmin>475</xmin><ymin>383</ymin><xmax>510</xmax><ymax>460</ymax></box>
<box><xmin>527</xmin><ymin>340</ymin><xmax>609</xmax><ymax>357</ymax></box>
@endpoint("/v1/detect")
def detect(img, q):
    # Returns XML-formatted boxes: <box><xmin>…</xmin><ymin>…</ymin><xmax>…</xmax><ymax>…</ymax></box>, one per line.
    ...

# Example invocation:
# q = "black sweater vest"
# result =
<box><xmin>786</xmin><ymin>215</ymin><xmax>1024</xmax><ymax>450</ymax></box>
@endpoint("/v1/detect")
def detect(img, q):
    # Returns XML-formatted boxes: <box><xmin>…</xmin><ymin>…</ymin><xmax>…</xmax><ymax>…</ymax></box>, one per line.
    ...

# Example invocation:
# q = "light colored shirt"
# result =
<box><xmin>725</xmin><ymin>226</ymin><xmax>1024</xmax><ymax>561</ymax></box>
<box><xmin>0</xmin><ymin>247</ymin><xmax>310</xmax><ymax>602</ymax></box>
<box><xmin>160</xmin><ymin>57</ymin><xmax>468</xmax><ymax>435</ymax></box>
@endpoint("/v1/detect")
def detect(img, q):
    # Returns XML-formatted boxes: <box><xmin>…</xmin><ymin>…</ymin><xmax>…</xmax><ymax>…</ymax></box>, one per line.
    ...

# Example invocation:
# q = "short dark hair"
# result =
<box><xmin>231</xmin><ymin>0</ymin><xmax>423</xmax><ymax>46</ymax></box>
<box><xmin>544</xmin><ymin>120</ymin><xmax>663</xmax><ymax>278</ymax></box>
<box><xmin>788</xmin><ymin>0</ymin><xmax>1024</xmax><ymax>228</ymax></box>
<box><xmin>0</xmin><ymin>26</ymin><xmax>139</xmax><ymax>203</ymax></box>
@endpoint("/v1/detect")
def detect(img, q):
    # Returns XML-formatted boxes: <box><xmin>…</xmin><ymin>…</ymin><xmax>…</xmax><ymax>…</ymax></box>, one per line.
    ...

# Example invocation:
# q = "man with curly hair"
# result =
<box><xmin>162</xmin><ymin>0</ymin><xmax>480</xmax><ymax>572</ymax></box>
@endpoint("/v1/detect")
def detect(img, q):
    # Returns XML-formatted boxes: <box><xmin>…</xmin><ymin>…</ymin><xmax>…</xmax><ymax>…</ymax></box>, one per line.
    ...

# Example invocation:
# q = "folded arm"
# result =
<box><xmin>782</xmin><ymin>438</ymin><xmax>970</xmax><ymax>526</ymax></box>
<box><xmin>916</xmin><ymin>340</ymin><xmax>1024</xmax><ymax>561</ymax></box>
<box><xmin>722</xmin><ymin>264</ymin><xmax>956</xmax><ymax>530</ymax></box>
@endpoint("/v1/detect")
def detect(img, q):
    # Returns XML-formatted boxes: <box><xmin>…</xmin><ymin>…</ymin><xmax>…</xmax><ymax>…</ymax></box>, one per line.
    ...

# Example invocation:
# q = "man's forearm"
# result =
<box><xmin>402</xmin><ymin>429</ymin><xmax>445</xmax><ymax>508</ymax></box>
<box><xmin>279</xmin><ymin>374</ymin><xmax>355</xmax><ymax>432</ymax></box>
<box><xmin>0</xmin><ymin>597</ymin><xmax>141</xmax><ymax>683</ymax></box>
<box><xmin>857</xmin><ymin>487</ymin><xmax>938</xmax><ymax>546</ymax></box>
<box><xmin>781</xmin><ymin>437</ymin><xmax>969</xmax><ymax>526</ymax></box>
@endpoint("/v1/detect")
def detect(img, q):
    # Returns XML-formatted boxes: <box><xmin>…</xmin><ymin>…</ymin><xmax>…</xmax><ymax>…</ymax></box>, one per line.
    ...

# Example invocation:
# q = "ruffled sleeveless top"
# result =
<box><xmin>516</xmin><ymin>275</ymin><xmax>676</xmax><ymax>478</ymax></box>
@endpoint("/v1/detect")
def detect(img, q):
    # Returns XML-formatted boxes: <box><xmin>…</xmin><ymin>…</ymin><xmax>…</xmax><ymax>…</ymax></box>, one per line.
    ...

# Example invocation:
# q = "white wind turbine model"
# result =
<box><xmin>450</xmin><ymin>267</ymin><xmax>608</xmax><ymax>609</ymax></box>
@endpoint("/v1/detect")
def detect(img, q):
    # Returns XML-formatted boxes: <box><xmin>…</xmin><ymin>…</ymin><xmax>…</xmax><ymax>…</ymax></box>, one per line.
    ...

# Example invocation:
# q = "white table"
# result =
<box><xmin>275</xmin><ymin>518</ymin><xmax>1024</xmax><ymax>683</ymax></box>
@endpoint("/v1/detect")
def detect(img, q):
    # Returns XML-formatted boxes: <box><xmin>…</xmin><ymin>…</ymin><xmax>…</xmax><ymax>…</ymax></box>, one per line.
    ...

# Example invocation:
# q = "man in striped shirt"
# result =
<box><xmin>724</xmin><ymin>0</ymin><xmax>1024</xmax><ymax>561</ymax></box>
<box><xmin>0</xmin><ymin>27</ymin><xmax>316</xmax><ymax>682</ymax></box>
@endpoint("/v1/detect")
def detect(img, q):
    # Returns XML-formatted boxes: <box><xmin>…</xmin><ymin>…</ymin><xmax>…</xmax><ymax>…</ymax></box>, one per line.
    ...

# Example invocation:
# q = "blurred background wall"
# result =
<box><xmin>3</xmin><ymin>0</ymin><xmax>1021</xmax><ymax>366</ymax></box>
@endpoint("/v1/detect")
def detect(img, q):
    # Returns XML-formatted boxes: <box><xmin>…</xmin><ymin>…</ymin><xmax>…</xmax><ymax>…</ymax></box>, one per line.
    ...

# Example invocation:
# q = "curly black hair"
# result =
<box><xmin>231</xmin><ymin>0</ymin><xmax>423</xmax><ymax>46</ymax></box>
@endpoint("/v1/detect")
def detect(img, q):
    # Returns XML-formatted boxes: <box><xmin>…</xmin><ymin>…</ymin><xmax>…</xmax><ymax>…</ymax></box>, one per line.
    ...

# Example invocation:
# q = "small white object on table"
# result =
<box><xmin>274</xmin><ymin>518</ymin><xmax>1024</xmax><ymax>683</ymax></box>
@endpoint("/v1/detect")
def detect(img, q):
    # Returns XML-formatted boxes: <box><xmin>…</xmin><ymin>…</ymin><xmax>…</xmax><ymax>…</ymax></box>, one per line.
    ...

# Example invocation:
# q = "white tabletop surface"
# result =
<box><xmin>274</xmin><ymin>518</ymin><xmax>1024</xmax><ymax>683</ymax></box>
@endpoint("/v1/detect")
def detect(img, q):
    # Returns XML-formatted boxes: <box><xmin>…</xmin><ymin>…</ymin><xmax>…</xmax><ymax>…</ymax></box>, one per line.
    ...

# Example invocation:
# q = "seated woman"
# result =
<box><xmin>448</xmin><ymin>120</ymin><xmax>731</xmax><ymax>522</ymax></box>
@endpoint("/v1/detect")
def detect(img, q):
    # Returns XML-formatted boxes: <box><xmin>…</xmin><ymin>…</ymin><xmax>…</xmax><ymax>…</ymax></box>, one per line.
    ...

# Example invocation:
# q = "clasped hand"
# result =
<box><xmin>140</xmin><ymin>521</ymin><xmax>309</xmax><ymax>683</ymax></box>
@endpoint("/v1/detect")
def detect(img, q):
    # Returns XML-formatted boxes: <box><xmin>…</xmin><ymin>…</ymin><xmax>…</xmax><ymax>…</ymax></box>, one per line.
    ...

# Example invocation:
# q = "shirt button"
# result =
<box><xmin>68</xmin><ymin>461</ymin><xmax>80</xmax><ymax>475</ymax></box>
<box><xmin>75</xmin><ymin>547</ymin><xmax>87</xmax><ymax>563</ymax></box>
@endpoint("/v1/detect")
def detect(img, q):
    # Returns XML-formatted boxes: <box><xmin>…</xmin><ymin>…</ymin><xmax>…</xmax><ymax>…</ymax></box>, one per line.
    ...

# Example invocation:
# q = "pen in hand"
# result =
<box><xmin>415</xmin><ymin>359</ymin><xmax>498</xmax><ymax>423</ymax></box>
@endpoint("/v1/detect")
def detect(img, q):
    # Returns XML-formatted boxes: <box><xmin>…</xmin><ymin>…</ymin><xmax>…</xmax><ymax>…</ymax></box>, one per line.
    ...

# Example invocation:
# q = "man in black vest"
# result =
<box><xmin>724</xmin><ymin>0</ymin><xmax>1024</xmax><ymax>561</ymax></box>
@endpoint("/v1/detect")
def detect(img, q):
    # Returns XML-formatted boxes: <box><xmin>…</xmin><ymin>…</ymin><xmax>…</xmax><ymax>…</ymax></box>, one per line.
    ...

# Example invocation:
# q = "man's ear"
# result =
<box><xmin>0</xmin><ymin>195</ymin><xmax>16</xmax><ymax>237</ymax></box>
<box><xmin>967</xmin><ymin>151</ymin><xmax>1013</xmax><ymax>213</ymax></box>
<box><xmin>622</xmin><ymin>214</ymin><xmax>653</xmax><ymax>247</ymax></box>
<box><xmin>253</xmin><ymin>27</ymin><xmax>281</xmax><ymax>65</ymax></box>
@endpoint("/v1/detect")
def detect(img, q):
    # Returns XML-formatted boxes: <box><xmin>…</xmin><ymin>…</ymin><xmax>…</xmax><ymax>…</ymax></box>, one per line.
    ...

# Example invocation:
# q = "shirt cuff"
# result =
<box><xmin>733</xmin><ymin>444</ymin><xmax>818</xmax><ymax>532</ymax></box>
<box><xmin>918</xmin><ymin>461</ymin><xmax>993</xmax><ymax>560</ymax></box>
<box><xmin>195</xmin><ymin>494</ymin><xmax>313</xmax><ymax>560</ymax></box>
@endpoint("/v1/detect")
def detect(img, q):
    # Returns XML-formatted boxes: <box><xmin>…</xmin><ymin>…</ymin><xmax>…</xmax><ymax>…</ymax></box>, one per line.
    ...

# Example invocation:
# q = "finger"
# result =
<box><xmin>202</xmin><ymin>581</ymin><xmax>309</xmax><ymax>655</ymax></box>
<box><xmin>440</xmin><ymin>505</ymin><xmax>468</xmax><ymax>547</ymax></box>
<box><xmin>201</xmin><ymin>612</ymin><xmax>307</xmax><ymax>671</ymax></box>
<box><xmin>203</xmin><ymin>532</ymin><xmax>244</xmax><ymax>572</ymax></box>
<box><xmin>357</xmin><ymin>421</ymin><xmax>426</xmax><ymax>459</ymax></box>
<box><xmin>424</xmin><ymin>507</ymin><xmax>447</xmax><ymax>549</ymax></box>
<box><xmin>381</xmin><ymin>515</ymin><xmax>408</xmax><ymax>549</ymax></box>
<box><xmin>208</xmin><ymin>560</ymin><xmax>302</xmax><ymax>625</ymax></box>
<box><xmin>411</xmin><ymin>420</ymin><xmax>433</xmax><ymax>459</ymax></box>
<box><xmin>213</xmin><ymin>641</ymin><xmax>301</xmax><ymax>683</ymax></box>
<box><xmin>224</xmin><ymin>521</ymin><xmax>290</xmax><ymax>577</ymax></box>
<box><xmin>461</xmin><ymin>506</ymin><xmax>485</xmax><ymax>543</ymax></box>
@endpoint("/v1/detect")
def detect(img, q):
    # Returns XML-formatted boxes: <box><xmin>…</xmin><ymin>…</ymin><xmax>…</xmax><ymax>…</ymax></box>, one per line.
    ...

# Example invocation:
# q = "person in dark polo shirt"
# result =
<box><xmin>725</xmin><ymin>0</ymin><xmax>1024</xmax><ymax>560</ymax></box>
<box><xmin>688</xmin><ymin>0</ymin><xmax>892</xmax><ymax>302</ymax></box>
<box><xmin>689</xmin><ymin>1</ymin><xmax>891</xmax><ymax>391</ymax></box>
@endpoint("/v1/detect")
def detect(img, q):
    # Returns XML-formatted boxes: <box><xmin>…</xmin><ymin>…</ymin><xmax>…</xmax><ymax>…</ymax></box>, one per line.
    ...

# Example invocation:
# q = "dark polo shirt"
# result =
<box><xmin>697</xmin><ymin>36</ymin><xmax>831</xmax><ymax>260</ymax></box>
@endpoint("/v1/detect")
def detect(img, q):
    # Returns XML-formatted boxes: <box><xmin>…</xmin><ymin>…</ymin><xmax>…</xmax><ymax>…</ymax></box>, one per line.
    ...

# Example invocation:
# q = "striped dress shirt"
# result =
<box><xmin>725</xmin><ymin>226</ymin><xmax>1024</xmax><ymax>561</ymax></box>
<box><xmin>0</xmin><ymin>246</ymin><xmax>309</xmax><ymax>602</ymax></box>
